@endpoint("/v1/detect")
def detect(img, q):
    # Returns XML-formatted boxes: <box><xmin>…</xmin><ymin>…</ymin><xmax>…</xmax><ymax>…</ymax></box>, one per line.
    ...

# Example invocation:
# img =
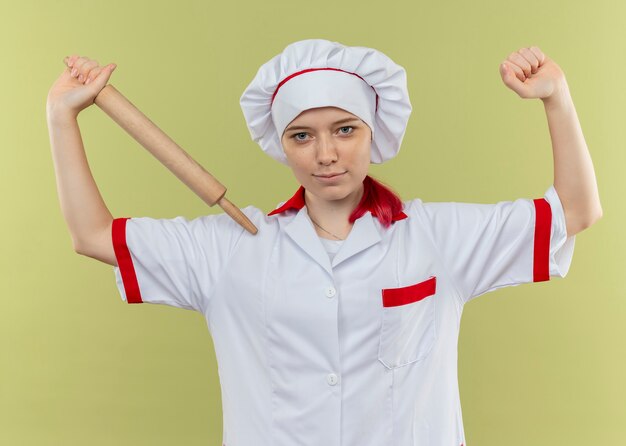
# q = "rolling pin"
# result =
<box><xmin>94</xmin><ymin>84</ymin><xmax>258</xmax><ymax>235</ymax></box>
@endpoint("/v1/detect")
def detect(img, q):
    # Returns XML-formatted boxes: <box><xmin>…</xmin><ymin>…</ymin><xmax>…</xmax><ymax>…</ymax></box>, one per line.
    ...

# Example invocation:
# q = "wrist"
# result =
<box><xmin>541</xmin><ymin>78</ymin><xmax>572</xmax><ymax>110</ymax></box>
<box><xmin>46</xmin><ymin>102</ymin><xmax>79</xmax><ymax>124</ymax></box>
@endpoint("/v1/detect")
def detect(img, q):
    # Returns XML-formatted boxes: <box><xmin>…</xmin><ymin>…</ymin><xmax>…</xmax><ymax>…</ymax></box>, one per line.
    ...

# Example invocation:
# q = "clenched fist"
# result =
<box><xmin>499</xmin><ymin>46</ymin><xmax>568</xmax><ymax>102</ymax></box>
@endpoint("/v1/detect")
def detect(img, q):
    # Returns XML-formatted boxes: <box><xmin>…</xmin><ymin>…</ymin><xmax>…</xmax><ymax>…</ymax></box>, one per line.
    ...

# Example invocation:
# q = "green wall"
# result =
<box><xmin>1</xmin><ymin>0</ymin><xmax>621</xmax><ymax>444</ymax></box>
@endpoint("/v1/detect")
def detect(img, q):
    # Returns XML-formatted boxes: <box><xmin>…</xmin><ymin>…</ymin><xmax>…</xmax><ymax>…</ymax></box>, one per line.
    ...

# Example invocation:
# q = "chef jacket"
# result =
<box><xmin>111</xmin><ymin>184</ymin><xmax>575</xmax><ymax>446</ymax></box>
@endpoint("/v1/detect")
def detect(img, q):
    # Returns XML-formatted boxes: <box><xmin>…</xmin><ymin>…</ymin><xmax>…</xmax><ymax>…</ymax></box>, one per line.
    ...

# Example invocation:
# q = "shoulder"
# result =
<box><xmin>400</xmin><ymin>197</ymin><xmax>488</xmax><ymax>232</ymax></box>
<box><xmin>401</xmin><ymin>197</ymin><xmax>458</xmax><ymax>219</ymax></box>
<box><xmin>401</xmin><ymin>194</ymin><xmax>537</xmax><ymax>236</ymax></box>
<box><xmin>125</xmin><ymin>205</ymin><xmax>280</xmax><ymax>241</ymax></box>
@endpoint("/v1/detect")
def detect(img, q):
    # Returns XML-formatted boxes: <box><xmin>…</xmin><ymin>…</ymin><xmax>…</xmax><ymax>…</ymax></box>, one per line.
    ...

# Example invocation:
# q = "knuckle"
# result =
<box><xmin>74</xmin><ymin>57</ymin><xmax>88</xmax><ymax>69</ymax></box>
<box><xmin>85</xmin><ymin>60</ymin><xmax>98</xmax><ymax>70</ymax></box>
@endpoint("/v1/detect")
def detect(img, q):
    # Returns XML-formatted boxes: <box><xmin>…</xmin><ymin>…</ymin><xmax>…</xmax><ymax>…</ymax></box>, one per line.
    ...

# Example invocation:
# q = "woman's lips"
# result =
<box><xmin>313</xmin><ymin>171</ymin><xmax>347</xmax><ymax>182</ymax></box>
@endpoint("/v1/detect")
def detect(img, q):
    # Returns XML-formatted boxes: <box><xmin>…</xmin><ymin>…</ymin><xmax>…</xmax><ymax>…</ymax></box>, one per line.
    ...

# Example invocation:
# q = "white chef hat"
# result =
<box><xmin>239</xmin><ymin>39</ymin><xmax>412</xmax><ymax>165</ymax></box>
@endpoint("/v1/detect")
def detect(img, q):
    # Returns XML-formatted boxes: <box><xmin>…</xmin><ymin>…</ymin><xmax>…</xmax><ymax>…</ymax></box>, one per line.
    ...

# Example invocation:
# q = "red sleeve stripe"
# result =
<box><xmin>112</xmin><ymin>218</ymin><xmax>143</xmax><ymax>303</ymax></box>
<box><xmin>532</xmin><ymin>198</ymin><xmax>552</xmax><ymax>282</ymax></box>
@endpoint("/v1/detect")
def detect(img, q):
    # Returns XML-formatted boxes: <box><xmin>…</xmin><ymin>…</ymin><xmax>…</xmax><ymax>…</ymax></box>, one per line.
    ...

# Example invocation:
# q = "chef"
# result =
<box><xmin>110</xmin><ymin>38</ymin><xmax>598</xmax><ymax>445</ymax></box>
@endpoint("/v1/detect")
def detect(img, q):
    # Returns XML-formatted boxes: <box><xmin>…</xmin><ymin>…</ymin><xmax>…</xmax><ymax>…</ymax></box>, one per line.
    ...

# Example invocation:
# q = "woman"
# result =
<box><xmin>47</xmin><ymin>39</ymin><xmax>601</xmax><ymax>445</ymax></box>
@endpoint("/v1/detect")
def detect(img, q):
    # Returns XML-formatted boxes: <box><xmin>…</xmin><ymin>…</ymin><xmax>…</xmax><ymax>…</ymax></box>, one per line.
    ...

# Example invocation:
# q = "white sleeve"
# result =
<box><xmin>111</xmin><ymin>213</ymin><xmax>245</xmax><ymax>313</ymax></box>
<box><xmin>419</xmin><ymin>185</ymin><xmax>575</xmax><ymax>304</ymax></box>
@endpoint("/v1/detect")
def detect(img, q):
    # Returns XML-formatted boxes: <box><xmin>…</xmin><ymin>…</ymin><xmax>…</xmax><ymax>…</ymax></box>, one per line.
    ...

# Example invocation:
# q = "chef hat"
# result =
<box><xmin>239</xmin><ymin>39</ymin><xmax>412</xmax><ymax>165</ymax></box>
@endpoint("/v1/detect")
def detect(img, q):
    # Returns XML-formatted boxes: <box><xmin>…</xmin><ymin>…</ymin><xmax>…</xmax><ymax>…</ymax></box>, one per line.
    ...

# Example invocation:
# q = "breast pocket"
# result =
<box><xmin>378</xmin><ymin>276</ymin><xmax>437</xmax><ymax>369</ymax></box>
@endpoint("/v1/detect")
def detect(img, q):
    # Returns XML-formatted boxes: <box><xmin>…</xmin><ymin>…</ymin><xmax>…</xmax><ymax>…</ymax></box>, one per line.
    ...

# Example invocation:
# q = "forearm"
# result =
<box><xmin>542</xmin><ymin>84</ymin><xmax>602</xmax><ymax>236</ymax></box>
<box><xmin>47</xmin><ymin>108</ymin><xmax>113</xmax><ymax>251</ymax></box>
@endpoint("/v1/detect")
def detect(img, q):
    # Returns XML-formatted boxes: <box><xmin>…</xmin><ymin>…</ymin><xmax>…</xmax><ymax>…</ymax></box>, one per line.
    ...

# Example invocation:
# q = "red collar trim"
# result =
<box><xmin>267</xmin><ymin>186</ymin><xmax>306</xmax><ymax>215</ymax></box>
<box><xmin>268</xmin><ymin>186</ymin><xmax>408</xmax><ymax>222</ymax></box>
<box><xmin>268</xmin><ymin>186</ymin><xmax>307</xmax><ymax>216</ymax></box>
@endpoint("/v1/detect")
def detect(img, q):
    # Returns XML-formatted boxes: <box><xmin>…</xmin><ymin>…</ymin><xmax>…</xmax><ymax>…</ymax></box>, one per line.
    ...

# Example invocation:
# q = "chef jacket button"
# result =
<box><xmin>325</xmin><ymin>287</ymin><xmax>336</xmax><ymax>298</ymax></box>
<box><xmin>326</xmin><ymin>373</ymin><xmax>339</xmax><ymax>385</ymax></box>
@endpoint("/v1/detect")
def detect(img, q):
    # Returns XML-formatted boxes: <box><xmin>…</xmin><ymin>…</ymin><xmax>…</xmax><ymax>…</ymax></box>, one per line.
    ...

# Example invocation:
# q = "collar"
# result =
<box><xmin>268</xmin><ymin>185</ymin><xmax>408</xmax><ymax>222</ymax></box>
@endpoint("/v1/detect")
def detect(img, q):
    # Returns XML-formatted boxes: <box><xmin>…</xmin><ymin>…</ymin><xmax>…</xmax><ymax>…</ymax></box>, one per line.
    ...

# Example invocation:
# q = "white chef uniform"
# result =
<box><xmin>111</xmin><ymin>181</ymin><xmax>575</xmax><ymax>446</ymax></box>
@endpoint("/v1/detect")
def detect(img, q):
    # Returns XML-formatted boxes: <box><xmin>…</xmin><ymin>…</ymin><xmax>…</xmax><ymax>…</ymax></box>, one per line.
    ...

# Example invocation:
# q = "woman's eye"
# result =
<box><xmin>339</xmin><ymin>126</ymin><xmax>354</xmax><ymax>134</ymax></box>
<box><xmin>293</xmin><ymin>132</ymin><xmax>308</xmax><ymax>141</ymax></box>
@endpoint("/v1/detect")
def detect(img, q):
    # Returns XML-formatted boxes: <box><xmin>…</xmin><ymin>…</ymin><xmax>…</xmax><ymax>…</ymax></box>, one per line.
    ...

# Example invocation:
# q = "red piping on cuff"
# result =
<box><xmin>532</xmin><ymin>198</ymin><xmax>551</xmax><ymax>282</ymax></box>
<box><xmin>112</xmin><ymin>218</ymin><xmax>143</xmax><ymax>303</ymax></box>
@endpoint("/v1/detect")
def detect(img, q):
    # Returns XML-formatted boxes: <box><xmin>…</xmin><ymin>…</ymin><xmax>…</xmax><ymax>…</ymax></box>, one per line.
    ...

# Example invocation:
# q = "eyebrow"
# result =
<box><xmin>284</xmin><ymin>117</ymin><xmax>361</xmax><ymax>133</ymax></box>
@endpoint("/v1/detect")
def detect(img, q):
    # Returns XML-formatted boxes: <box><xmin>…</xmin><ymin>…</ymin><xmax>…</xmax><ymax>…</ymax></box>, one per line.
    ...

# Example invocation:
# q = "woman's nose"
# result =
<box><xmin>316</xmin><ymin>137</ymin><xmax>338</xmax><ymax>165</ymax></box>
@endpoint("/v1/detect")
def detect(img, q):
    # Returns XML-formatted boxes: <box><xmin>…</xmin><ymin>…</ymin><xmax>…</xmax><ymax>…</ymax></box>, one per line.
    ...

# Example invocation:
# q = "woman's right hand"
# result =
<box><xmin>46</xmin><ymin>55</ymin><xmax>117</xmax><ymax>119</ymax></box>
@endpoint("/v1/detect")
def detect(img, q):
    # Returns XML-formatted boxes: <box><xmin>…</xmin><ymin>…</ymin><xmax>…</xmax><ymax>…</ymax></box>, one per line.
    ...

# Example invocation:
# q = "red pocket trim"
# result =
<box><xmin>112</xmin><ymin>218</ymin><xmax>143</xmax><ymax>304</ymax></box>
<box><xmin>382</xmin><ymin>276</ymin><xmax>437</xmax><ymax>307</ymax></box>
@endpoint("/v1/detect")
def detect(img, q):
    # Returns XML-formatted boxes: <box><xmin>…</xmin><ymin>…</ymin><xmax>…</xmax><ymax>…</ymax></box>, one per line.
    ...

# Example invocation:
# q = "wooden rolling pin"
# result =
<box><xmin>94</xmin><ymin>84</ymin><xmax>258</xmax><ymax>235</ymax></box>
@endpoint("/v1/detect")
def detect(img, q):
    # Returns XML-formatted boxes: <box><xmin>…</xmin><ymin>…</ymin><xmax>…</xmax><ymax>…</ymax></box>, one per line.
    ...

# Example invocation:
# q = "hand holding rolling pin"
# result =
<box><xmin>48</xmin><ymin>55</ymin><xmax>257</xmax><ymax>235</ymax></box>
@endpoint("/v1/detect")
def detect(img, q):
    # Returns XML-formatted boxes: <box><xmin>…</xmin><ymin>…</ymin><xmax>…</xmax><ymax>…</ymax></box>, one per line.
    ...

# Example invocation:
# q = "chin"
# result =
<box><xmin>312</xmin><ymin>184</ymin><xmax>359</xmax><ymax>202</ymax></box>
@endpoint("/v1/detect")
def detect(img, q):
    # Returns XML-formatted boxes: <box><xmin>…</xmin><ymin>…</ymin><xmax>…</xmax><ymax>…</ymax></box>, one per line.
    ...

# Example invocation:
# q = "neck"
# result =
<box><xmin>304</xmin><ymin>185</ymin><xmax>364</xmax><ymax>240</ymax></box>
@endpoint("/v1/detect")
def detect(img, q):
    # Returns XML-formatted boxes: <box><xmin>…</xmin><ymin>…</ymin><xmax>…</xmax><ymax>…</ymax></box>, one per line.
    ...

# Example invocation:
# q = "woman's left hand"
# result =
<box><xmin>499</xmin><ymin>46</ymin><xmax>568</xmax><ymax>102</ymax></box>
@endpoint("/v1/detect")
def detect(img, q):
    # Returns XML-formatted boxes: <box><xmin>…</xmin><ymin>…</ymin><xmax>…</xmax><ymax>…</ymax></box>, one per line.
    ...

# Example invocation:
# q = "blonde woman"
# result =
<box><xmin>47</xmin><ymin>39</ymin><xmax>601</xmax><ymax>445</ymax></box>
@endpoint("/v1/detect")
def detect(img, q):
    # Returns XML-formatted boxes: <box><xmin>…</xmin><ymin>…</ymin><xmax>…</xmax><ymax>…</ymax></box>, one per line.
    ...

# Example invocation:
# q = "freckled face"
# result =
<box><xmin>280</xmin><ymin>106</ymin><xmax>372</xmax><ymax>204</ymax></box>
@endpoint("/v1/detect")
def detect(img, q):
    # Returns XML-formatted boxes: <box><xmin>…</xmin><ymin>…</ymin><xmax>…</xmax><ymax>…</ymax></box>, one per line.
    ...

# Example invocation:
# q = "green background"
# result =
<box><xmin>1</xmin><ymin>0</ymin><xmax>622</xmax><ymax>444</ymax></box>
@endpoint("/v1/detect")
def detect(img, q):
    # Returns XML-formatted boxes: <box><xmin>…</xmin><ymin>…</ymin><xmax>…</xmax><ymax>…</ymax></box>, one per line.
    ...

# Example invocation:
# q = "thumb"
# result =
<box><xmin>89</xmin><ymin>63</ymin><xmax>117</xmax><ymax>90</ymax></box>
<box><xmin>500</xmin><ymin>62</ymin><xmax>525</xmax><ymax>97</ymax></box>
